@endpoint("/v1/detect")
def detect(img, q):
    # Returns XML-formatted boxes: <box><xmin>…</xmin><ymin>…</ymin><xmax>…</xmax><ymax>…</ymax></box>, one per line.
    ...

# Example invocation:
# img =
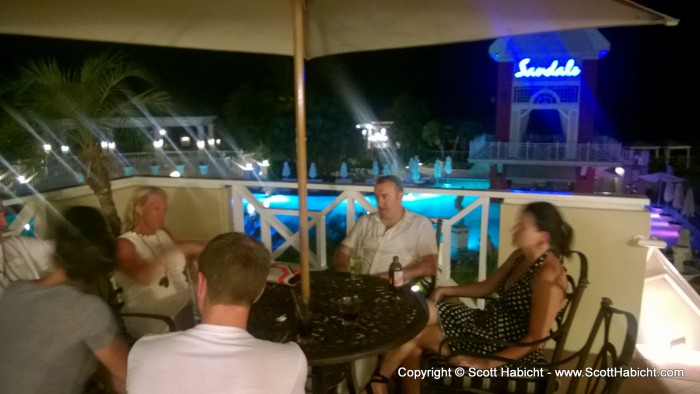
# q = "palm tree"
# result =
<box><xmin>0</xmin><ymin>52</ymin><xmax>170</xmax><ymax>235</ymax></box>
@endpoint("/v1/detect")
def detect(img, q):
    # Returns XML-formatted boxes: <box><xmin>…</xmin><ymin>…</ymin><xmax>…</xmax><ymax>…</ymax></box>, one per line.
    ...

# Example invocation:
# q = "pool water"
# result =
<box><xmin>435</xmin><ymin>178</ymin><xmax>490</xmax><ymax>190</ymax></box>
<box><xmin>242</xmin><ymin>192</ymin><xmax>501</xmax><ymax>252</ymax></box>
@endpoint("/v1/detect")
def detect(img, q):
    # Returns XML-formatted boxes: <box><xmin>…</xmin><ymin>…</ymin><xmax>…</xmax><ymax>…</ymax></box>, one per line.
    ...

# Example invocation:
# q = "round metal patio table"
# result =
<box><xmin>249</xmin><ymin>270</ymin><xmax>429</xmax><ymax>393</ymax></box>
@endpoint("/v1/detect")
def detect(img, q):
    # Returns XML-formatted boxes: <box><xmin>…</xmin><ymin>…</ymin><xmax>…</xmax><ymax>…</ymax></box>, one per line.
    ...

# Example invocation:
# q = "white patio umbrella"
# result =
<box><xmin>664</xmin><ymin>180</ymin><xmax>675</xmax><ymax>205</ymax></box>
<box><xmin>639</xmin><ymin>172</ymin><xmax>684</xmax><ymax>205</ymax></box>
<box><xmin>673</xmin><ymin>183</ymin><xmax>684</xmax><ymax>211</ymax></box>
<box><xmin>682</xmin><ymin>188</ymin><xmax>696</xmax><ymax>218</ymax></box>
<box><xmin>0</xmin><ymin>0</ymin><xmax>678</xmax><ymax>304</ymax></box>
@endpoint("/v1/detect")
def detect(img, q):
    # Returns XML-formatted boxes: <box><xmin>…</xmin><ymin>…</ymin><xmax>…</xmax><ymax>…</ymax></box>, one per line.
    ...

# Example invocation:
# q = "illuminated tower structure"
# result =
<box><xmin>471</xmin><ymin>29</ymin><xmax>620</xmax><ymax>192</ymax></box>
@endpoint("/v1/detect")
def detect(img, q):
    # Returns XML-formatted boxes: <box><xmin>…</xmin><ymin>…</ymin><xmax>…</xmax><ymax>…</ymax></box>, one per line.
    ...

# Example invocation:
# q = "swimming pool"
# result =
<box><xmin>435</xmin><ymin>178</ymin><xmax>490</xmax><ymax>190</ymax></box>
<box><xmin>242</xmin><ymin>192</ymin><xmax>501</xmax><ymax>252</ymax></box>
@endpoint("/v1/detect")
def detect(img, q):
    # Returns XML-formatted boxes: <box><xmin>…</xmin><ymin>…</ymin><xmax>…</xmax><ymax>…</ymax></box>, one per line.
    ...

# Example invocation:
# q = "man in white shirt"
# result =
<box><xmin>0</xmin><ymin>201</ymin><xmax>54</xmax><ymax>298</ymax></box>
<box><xmin>127</xmin><ymin>232</ymin><xmax>308</xmax><ymax>394</ymax></box>
<box><xmin>333</xmin><ymin>175</ymin><xmax>438</xmax><ymax>281</ymax></box>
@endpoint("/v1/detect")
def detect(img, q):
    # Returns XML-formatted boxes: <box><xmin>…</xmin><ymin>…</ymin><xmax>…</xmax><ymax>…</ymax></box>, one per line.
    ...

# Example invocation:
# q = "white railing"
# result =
<box><xmin>6</xmin><ymin>150</ymin><xmax>252</xmax><ymax>193</ymax></box>
<box><xmin>4</xmin><ymin>177</ymin><xmax>650</xmax><ymax>290</ymax></box>
<box><xmin>469</xmin><ymin>141</ymin><xmax>623</xmax><ymax>163</ymax></box>
<box><xmin>228</xmin><ymin>183</ymin><xmax>495</xmax><ymax>285</ymax></box>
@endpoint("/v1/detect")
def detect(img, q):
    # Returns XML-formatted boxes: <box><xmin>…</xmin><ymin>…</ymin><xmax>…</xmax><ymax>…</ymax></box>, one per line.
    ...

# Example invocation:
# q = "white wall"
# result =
<box><xmin>32</xmin><ymin>178</ymin><xmax>231</xmax><ymax>242</ymax></box>
<box><xmin>639</xmin><ymin>249</ymin><xmax>700</xmax><ymax>350</ymax></box>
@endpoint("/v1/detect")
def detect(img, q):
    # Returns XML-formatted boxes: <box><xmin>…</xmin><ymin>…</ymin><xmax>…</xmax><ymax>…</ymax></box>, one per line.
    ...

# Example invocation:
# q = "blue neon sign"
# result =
<box><xmin>514</xmin><ymin>58</ymin><xmax>581</xmax><ymax>78</ymax></box>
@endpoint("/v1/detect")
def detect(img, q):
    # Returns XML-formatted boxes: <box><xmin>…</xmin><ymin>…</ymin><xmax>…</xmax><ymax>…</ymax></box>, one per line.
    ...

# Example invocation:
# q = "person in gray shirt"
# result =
<box><xmin>0</xmin><ymin>206</ymin><xmax>128</xmax><ymax>394</ymax></box>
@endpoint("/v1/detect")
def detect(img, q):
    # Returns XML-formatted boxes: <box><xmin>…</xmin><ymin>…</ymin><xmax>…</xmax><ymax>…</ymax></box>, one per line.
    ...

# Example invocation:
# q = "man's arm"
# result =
<box><xmin>333</xmin><ymin>244</ymin><xmax>351</xmax><ymax>271</ymax></box>
<box><xmin>402</xmin><ymin>253</ymin><xmax>438</xmax><ymax>282</ymax></box>
<box><xmin>93</xmin><ymin>336</ymin><xmax>129</xmax><ymax>394</ymax></box>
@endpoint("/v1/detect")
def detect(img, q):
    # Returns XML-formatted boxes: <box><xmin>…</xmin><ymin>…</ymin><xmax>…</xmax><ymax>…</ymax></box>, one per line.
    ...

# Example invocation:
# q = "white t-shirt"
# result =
<box><xmin>342</xmin><ymin>210</ymin><xmax>438</xmax><ymax>274</ymax></box>
<box><xmin>114</xmin><ymin>230</ymin><xmax>191</xmax><ymax>338</ymax></box>
<box><xmin>127</xmin><ymin>324</ymin><xmax>308</xmax><ymax>394</ymax></box>
<box><xmin>0</xmin><ymin>236</ymin><xmax>54</xmax><ymax>298</ymax></box>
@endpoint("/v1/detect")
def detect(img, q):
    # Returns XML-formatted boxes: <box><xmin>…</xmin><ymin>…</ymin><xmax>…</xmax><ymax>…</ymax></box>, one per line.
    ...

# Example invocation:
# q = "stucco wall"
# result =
<box><xmin>40</xmin><ymin>179</ymin><xmax>231</xmax><ymax>242</ymax></box>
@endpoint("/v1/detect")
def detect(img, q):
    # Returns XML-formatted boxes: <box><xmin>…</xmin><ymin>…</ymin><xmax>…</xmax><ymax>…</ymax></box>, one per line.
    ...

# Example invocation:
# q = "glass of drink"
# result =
<box><xmin>339</xmin><ymin>295</ymin><xmax>361</xmax><ymax>326</ymax></box>
<box><xmin>349</xmin><ymin>249</ymin><xmax>365</xmax><ymax>280</ymax></box>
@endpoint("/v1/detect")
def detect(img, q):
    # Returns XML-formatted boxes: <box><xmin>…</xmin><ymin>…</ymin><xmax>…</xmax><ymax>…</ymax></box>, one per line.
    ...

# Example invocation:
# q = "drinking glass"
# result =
<box><xmin>349</xmin><ymin>249</ymin><xmax>365</xmax><ymax>280</ymax></box>
<box><xmin>339</xmin><ymin>295</ymin><xmax>361</xmax><ymax>326</ymax></box>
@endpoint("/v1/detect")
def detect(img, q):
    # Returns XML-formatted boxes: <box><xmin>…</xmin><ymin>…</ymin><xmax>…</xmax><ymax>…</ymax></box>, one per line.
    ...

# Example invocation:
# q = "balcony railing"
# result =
<box><xmin>469</xmin><ymin>139</ymin><xmax>624</xmax><ymax>163</ymax></box>
<box><xmin>9</xmin><ymin>176</ymin><xmax>697</xmax><ymax>353</ymax></box>
<box><xmin>3</xmin><ymin>150</ymin><xmax>252</xmax><ymax>193</ymax></box>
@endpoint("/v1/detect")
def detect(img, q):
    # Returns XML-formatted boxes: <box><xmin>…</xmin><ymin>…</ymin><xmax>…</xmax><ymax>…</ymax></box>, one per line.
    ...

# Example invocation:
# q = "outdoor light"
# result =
<box><xmin>207</xmin><ymin>138</ymin><xmax>215</xmax><ymax>146</ymax></box>
<box><xmin>615</xmin><ymin>167</ymin><xmax>625</xmax><ymax>176</ymax></box>
<box><xmin>216</xmin><ymin>139</ymin><xmax>221</xmax><ymax>145</ymax></box>
<box><xmin>153</xmin><ymin>139</ymin><xmax>164</xmax><ymax>148</ymax></box>
<box><xmin>108</xmin><ymin>142</ymin><xmax>116</xmax><ymax>150</ymax></box>
<box><xmin>159</xmin><ymin>129</ymin><xmax>167</xmax><ymax>136</ymax></box>
<box><xmin>17</xmin><ymin>175</ymin><xmax>28</xmax><ymax>184</ymax></box>
<box><xmin>23</xmin><ymin>223</ymin><xmax>31</xmax><ymax>231</ymax></box>
<box><xmin>197</xmin><ymin>140</ymin><xmax>205</xmax><ymax>149</ymax></box>
<box><xmin>60</xmin><ymin>145</ymin><xmax>70</xmax><ymax>153</ymax></box>
<box><xmin>244</xmin><ymin>163</ymin><xmax>253</xmax><ymax>171</ymax></box>
<box><xmin>42</xmin><ymin>144</ymin><xmax>51</xmax><ymax>152</ymax></box>
<box><xmin>261</xmin><ymin>160</ymin><xmax>270</xmax><ymax>167</ymax></box>
<box><xmin>100</xmin><ymin>141</ymin><xmax>109</xmax><ymax>149</ymax></box>
<box><xmin>169</xmin><ymin>171</ymin><xmax>181</xmax><ymax>178</ymax></box>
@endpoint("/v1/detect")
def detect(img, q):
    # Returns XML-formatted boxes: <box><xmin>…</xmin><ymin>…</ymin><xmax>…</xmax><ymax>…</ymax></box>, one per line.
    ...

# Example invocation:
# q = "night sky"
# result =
<box><xmin>0</xmin><ymin>0</ymin><xmax>696</xmax><ymax>146</ymax></box>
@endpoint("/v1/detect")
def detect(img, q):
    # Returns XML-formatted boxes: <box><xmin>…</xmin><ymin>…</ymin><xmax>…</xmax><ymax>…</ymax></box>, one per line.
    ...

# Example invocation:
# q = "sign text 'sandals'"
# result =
<box><xmin>514</xmin><ymin>58</ymin><xmax>581</xmax><ymax>78</ymax></box>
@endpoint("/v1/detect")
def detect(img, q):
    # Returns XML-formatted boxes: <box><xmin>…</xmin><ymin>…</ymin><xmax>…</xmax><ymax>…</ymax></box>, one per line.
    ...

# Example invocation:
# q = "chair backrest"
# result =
<box><xmin>548</xmin><ymin>250</ymin><xmax>590</xmax><ymax>363</ymax></box>
<box><xmin>565</xmin><ymin>297</ymin><xmax>638</xmax><ymax>394</ymax></box>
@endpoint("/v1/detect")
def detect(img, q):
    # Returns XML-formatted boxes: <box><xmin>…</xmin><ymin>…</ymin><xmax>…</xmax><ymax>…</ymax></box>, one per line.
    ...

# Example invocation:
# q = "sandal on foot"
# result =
<box><xmin>365</xmin><ymin>372</ymin><xmax>390</xmax><ymax>394</ymax></box>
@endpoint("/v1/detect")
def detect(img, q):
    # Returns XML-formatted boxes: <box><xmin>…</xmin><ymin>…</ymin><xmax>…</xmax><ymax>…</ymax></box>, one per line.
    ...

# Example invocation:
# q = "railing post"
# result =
<box><xmin>526</xmin><ymin>141</ymin><xmax>530</xmax><ymax>160</ymax></box>
<box><xmin>587</xmin><ymin>142</ymin><xmax>591</xmax><ymax>161</ymax></box>
<box><xmin>346</xmin><ymin>195</ymin><xmax>356</xmax><ymax>236</ymax></box>
<box><xmin>229</xmin><ymin>185</ymin><xmax>245</xmax><ymax>233</ymax></box>
<box><xmin>261</xmin><ymin>218</ymin><xmax>272</xmax><ymax>252</ymax></box>
<box><xmin>316</xmin><ymin>214</ymin><xmax>327</xmax><ymax>269</ymax></box>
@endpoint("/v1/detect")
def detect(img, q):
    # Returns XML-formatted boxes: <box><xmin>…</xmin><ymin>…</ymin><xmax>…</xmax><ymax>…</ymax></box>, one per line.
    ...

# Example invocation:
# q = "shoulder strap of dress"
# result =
<box><xmin>499</xmin><ymin>252</ymin><xmax>525</xmax><ymax>288</ymax></box>
<box><xmin>529</xmin><ymin>251</ymin><xmax>550</xmax><ymax>272</ymax></box>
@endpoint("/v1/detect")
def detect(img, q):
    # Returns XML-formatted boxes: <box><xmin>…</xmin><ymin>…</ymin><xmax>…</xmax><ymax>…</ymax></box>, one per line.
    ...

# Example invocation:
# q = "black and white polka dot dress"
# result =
<box><xmin>436</xmin><ymin>252</ymin><xmax>548</xmax><ymax>364</ymax></box>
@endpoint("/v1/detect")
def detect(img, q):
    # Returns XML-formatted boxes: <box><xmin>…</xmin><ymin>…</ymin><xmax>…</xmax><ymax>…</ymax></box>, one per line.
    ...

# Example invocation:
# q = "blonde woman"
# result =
<box><xmin>115</xmin><ymin>187</ymin><xmax>204</xmax><ymax>338</ymax></box>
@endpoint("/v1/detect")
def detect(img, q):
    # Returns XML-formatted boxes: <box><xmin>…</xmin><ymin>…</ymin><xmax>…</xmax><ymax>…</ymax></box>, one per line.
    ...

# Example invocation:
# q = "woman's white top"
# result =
<box><xmin>115</xmin><ymin>230</ymin><xmax>192</xmax><ymax>338</ymax></box>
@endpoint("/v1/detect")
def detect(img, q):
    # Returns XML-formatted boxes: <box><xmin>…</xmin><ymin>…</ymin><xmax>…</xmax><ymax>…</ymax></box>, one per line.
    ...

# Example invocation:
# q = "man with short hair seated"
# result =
<box><xmin>333</xmin><ymin>175</ymin><xmax>438</xmax><ymax>281</ymax></box>
<box><xmin>127</xmin><ymin>232</ymin><xmax>308</xmax><ymax>394</ymax></box>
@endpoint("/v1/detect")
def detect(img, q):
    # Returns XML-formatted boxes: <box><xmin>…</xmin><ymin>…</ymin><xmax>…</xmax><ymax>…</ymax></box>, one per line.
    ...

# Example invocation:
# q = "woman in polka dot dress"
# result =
<box><xmin>368</xmin><ymin>202</ymin><xmax>573</xmax><ymax>394</ymax></box>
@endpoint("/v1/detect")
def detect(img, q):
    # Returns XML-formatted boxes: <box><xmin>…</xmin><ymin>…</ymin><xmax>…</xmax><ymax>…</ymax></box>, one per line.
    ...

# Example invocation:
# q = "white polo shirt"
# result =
<box><xmin>127</xmin><ymin>324</ymin><xmax>308</xmax><ymax>394</ymax></box>
<box><xmin>342</xmin><ymin>210</ymin><xmax>437</xmax><ymax>274</ymax></box>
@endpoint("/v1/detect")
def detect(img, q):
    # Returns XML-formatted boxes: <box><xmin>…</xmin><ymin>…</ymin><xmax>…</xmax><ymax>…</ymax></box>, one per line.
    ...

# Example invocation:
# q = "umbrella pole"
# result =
<box><xmin>293</xmin><ymin>0</ymin><xmax>311</xmax><ymax>305</ymax></box>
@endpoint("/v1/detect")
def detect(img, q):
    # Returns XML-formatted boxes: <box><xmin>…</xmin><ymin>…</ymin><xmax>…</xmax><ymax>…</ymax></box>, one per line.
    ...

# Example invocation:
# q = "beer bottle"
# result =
<box><xmin>388</xmin><ymin>256</ymin><xmax>404</xmax><ymax>291</ymax></box>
